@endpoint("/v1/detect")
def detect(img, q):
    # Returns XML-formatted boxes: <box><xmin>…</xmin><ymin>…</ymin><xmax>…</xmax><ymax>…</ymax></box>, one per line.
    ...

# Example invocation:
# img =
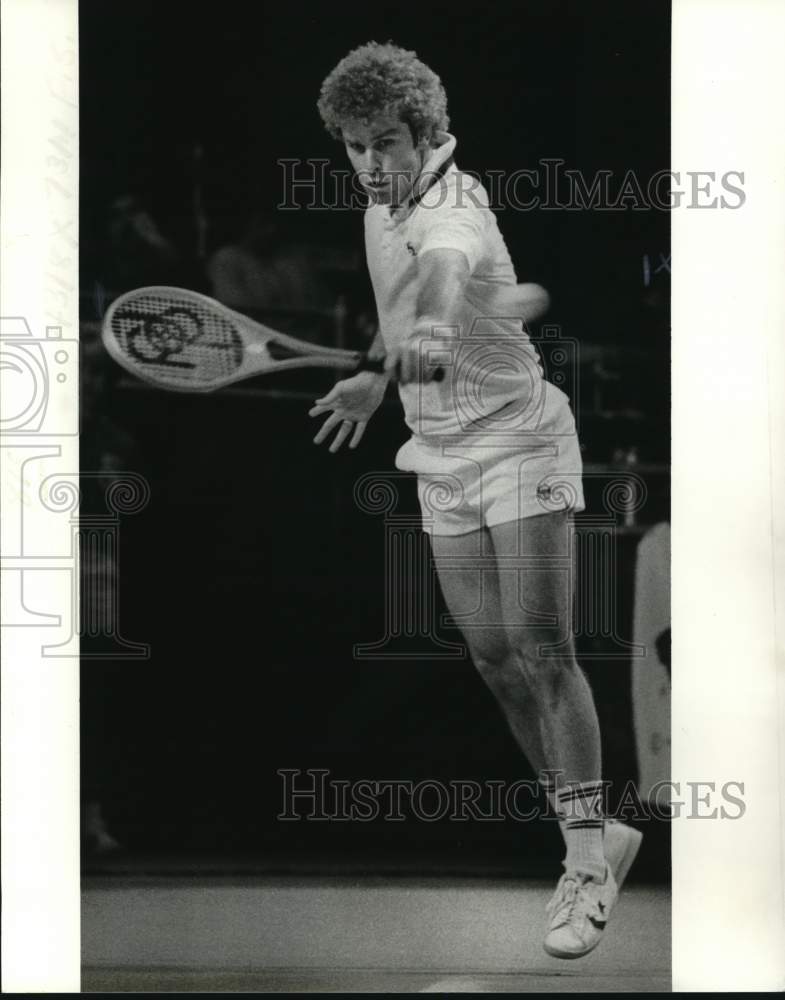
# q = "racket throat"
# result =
<box><xmin>265</xmin><ymin>341</ymin><xmax>311</xmax><ymax>362</ymax></box>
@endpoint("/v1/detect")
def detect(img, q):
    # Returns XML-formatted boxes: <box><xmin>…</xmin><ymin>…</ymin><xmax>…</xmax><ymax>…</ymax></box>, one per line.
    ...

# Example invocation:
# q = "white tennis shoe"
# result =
<box><xmin>603</xmin><ymin>819</ymin><xmax>643</xmax><ymax>890</ymax></box>
<box><xmin>543</xmin><ymin>866</ymin><xmax>618</xmax><ymax>959</ymax></box>
<box><xmin>542</xmin><ymin>821</ymin><xmax>642</xmax><ymax>958</ymax></box>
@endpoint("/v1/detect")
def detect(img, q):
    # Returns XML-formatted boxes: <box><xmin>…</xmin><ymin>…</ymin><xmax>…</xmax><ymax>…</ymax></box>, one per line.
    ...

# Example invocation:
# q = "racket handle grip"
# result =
<box><xmin>360</xmin><ymin>356</ymin><xmax>444</xmax><ymax>383</ymax></box>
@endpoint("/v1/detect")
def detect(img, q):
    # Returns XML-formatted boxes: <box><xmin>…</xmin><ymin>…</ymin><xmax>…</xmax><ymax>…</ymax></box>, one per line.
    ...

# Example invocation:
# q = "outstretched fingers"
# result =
<box><xmin>349</xmin><ymin>421</ymin><xmax>367</xmax><ymax>449</ymax></box>
<box><xmin>328</xmin><ymin>420</ymin><xmax>354</xmax><ymax>453</ymax></box>
<box><xmin>312</xmin><ymin>411</ymin><xmax>344</xmax><ymax>445</ymax></box>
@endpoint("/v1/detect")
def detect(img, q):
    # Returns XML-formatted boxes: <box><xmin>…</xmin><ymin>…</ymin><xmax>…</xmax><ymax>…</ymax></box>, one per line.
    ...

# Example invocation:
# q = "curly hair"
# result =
<box><xmin>317</xmin><ymin>41</ymin><xmax>449</xmax><ymax>143</ymax></box>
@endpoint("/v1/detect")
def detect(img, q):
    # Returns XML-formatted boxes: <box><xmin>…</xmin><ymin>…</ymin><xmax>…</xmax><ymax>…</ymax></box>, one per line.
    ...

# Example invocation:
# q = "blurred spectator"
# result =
<box><xmin>91</xmin><ymin>194</ymin><xmax>188</xmax><ymax>314</ymax></box>
<box><xmin>631</xmin><ymin>521</ymin><xmax>671</xmax><ymax>797</ymax></box>
<box><xmin>207</xmin><ymin>210</ymin><xmax>334</xmax><ymax>319</ymax></box>
<box><xmin>654</xmin><ymin>626</ymin><xmax>671</xmax><ymax>676</ymax></box>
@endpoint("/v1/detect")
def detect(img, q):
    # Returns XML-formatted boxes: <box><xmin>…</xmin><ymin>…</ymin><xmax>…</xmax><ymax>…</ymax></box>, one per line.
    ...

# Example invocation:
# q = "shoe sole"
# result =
<box><xmin>543</xmin><ymin>940</ymin><xmax>597</xmax><ymax>960</ymax></box>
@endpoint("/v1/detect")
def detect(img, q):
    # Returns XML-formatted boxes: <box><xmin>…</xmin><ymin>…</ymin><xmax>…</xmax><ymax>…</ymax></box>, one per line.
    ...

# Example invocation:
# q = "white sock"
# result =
<box><xmin>556</xmin><ymin>780</ymin><xmax>607</xmax><ymax>882</ymax></box>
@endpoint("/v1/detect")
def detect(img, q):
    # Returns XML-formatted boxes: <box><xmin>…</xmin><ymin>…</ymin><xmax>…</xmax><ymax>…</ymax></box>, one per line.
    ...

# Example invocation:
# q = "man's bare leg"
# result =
<box><xmin>428</xmin><ymin>525</ymin><xmax>551</xmax><ymax>776</ymax></box>
<box><xmin>431</xmin><ymin>513</ymin><xmax>605</xmax><ymax>879</ymax></box>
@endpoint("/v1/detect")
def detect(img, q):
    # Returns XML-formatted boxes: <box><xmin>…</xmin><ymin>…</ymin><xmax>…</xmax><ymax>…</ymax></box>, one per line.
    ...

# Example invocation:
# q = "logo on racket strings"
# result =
<box><xmin>113</xmin><ymin>305</ymin><xmax>241</xmax><ymax>371</ymax></box>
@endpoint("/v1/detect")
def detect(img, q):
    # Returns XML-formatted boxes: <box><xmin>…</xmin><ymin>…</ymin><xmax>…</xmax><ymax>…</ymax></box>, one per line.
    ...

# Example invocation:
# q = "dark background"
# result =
<box><xmin>79</xmin><ymin>0</ymin><xmax>670</xmax><ymax>879</ymax></box>
<box><xmin>80</xmin><ymin>0</ymin><xmax>670</xmax><ymax>344</ymax></box>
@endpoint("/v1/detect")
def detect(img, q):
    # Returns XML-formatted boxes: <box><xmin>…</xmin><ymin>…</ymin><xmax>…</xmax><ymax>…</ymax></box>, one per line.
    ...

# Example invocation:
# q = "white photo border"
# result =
<box><xmin>2</xmin><ymin>0</ymin><xmax>784</xmax><ymax>991</ymax></box>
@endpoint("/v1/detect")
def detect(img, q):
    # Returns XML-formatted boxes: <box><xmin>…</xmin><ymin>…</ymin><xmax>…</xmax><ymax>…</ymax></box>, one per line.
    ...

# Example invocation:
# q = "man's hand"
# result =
<box><xmin>309</xmin><ymin>370</ymin><xmax>389</xmax><ymax>453</ymax></box>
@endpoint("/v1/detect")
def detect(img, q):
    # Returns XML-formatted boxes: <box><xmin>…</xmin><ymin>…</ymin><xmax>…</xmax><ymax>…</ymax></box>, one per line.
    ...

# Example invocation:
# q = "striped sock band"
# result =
<box><xmin>556</xmin><ymin>780</ymin><xmax>607</xmax><ymax>881</ymax></box>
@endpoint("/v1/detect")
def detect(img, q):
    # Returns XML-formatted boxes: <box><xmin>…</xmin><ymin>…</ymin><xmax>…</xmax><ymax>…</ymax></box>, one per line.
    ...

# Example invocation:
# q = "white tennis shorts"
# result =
<box><xmin>395</xmin><ymin>383</ymin><xmax>585</xmax><ymax>536</ymax></box>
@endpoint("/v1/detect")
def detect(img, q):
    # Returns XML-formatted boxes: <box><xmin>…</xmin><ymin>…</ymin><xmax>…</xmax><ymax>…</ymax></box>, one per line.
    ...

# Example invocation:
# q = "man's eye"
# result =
<box><xmin>375</xmin><ymin>140</ymin><xmax>393</xmax><ymax>150</ymax></box>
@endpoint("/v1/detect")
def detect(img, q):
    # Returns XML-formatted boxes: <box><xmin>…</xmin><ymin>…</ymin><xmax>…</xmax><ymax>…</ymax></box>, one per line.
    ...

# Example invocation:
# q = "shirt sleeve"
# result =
<box><xmin>417</xmin><ymin>173</ymin><xmax>489</xmax><ymax>273</ymax></box>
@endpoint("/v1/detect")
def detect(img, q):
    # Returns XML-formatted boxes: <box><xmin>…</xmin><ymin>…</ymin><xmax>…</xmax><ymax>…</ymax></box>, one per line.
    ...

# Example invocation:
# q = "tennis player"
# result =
<box><xmin>310</xmin><ymin>41</ymin><xmax>641</xmax><ymax>959</ymax></box>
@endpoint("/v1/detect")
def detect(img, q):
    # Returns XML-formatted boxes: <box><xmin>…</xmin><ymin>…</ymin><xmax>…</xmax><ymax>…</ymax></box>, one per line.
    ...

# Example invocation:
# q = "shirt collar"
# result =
<box><xmin>387</xmin><ymin>131</ymin><xmax>457</xmax><ymax>222</ymax></box>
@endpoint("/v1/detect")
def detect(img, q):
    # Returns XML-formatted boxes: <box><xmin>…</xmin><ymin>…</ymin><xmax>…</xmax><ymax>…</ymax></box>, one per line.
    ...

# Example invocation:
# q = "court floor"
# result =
<box><xmin>82</xmin><ymin>876</ymin><xmax>670</xmax><ymax>992</ymax></box>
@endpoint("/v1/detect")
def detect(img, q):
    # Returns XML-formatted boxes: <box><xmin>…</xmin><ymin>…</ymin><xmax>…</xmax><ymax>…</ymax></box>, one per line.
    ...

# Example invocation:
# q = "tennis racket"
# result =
<box><xmin>101</xmin><ymin>286</ymin><xmax>416</xmax><ymax>393</ymax></box>
<box><xmin>101</xmin><ymin>282</ymin><xmax>549</xmax><ymax>393</ymax></box>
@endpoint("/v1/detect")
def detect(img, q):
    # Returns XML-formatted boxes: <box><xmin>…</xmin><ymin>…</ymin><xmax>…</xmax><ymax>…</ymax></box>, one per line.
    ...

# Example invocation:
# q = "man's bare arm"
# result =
<box><xmin>384</xmin><ymin>247</ymin><xmax>471</xmax><ymax>382</ymax></box>
<box><xmin>414</xmin><ymin>247</ymin><xmax>471</xmax><ymax>333</ymax></box>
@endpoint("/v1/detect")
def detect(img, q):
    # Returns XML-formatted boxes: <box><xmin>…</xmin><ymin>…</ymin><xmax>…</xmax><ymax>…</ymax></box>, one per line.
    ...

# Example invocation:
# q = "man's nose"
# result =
<box><xmin>362</xmin><ymin>150</ymin><xmax>382</xmax><ymax>173</ymax></box>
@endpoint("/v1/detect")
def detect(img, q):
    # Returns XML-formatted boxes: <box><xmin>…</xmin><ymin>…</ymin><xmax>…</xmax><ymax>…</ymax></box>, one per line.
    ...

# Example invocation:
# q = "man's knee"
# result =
<box><xmin>469</xmin><ymin>637</ymin><xmax>538</xmax><ymax>706</ymax></box>
<box><xmin>469</xmin><ymin>633</ymin><xmax>513</xmax><ymax>685</ymax></box>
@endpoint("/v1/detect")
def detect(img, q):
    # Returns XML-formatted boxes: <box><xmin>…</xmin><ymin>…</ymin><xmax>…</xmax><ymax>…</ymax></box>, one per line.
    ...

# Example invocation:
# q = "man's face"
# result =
<box><xmin>341</xmin><ymin>115</ymin><xmax>429</xmax><ymax>207</ymax></box>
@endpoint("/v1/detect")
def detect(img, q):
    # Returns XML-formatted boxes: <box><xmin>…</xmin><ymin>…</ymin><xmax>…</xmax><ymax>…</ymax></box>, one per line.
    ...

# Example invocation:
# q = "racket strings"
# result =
<box><xmin>108</xmin><ymin>293</ymin><xmax>245</xmax><ymax>387</ymax></box>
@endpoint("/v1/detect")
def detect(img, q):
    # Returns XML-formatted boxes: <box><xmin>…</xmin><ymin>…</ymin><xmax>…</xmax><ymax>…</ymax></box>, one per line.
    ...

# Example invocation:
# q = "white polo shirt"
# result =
<box><xmin>364</xmin><ymin>132</ymin><xmax>548</xmax><ymax>439</ymax></box>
